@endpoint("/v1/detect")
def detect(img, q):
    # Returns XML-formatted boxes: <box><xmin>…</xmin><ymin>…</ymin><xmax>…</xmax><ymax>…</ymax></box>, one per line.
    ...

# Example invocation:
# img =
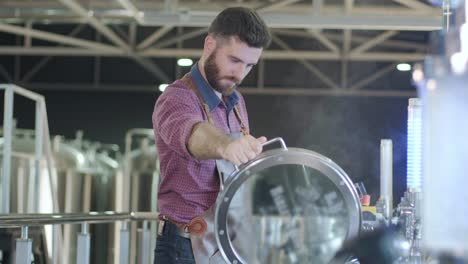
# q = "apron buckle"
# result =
<box><xmin>187</xmin><ymin>216</ymin><xmax>208</xmax><ymax>236</ymax></box>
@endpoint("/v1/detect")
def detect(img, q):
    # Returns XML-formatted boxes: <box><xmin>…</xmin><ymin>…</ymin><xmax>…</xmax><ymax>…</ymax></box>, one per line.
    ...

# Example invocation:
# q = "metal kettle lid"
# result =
<box><xmin>214</xmin><ymin>138</ymin><xmax>361</xmax><ymax>264</ymax></box>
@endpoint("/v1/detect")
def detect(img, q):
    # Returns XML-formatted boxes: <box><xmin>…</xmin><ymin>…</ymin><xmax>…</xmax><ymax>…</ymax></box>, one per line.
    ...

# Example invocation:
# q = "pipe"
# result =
<box><xmin>380</xmin><ymin>139</ymin><xmax>393</xmax><ymax>220</ymax></box>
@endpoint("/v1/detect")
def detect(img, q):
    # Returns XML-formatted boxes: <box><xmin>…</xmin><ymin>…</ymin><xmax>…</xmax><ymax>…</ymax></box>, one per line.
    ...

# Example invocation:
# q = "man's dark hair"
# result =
<box><xmin>208</xmin><ymin>7</ymin><xmax>271</xmax><ymax>48</ymax></box>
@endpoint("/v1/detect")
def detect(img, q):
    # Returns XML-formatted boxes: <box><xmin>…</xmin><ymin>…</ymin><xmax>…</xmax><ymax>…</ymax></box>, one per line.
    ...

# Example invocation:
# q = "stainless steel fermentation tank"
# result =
<box><xmin>0</xmin><ymin>129</ymin><xmax>120</xmax><ymax>264</ymax></box>
<box><xmin>122</xmin><ymin>128</ymin><xmax>159</xmax><ymax>264</ymax></box>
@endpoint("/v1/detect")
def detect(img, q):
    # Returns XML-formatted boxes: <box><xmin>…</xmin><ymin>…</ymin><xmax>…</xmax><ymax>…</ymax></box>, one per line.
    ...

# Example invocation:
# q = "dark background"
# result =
<box><xmin>1</xmin><ymin>89</ymin><xmax>409</xmax><ymax>205</ymax></box>
<box><xmin>0</xmin><ymin>24</ymin><xmax>421</xmax><ymax>207</ymax></box>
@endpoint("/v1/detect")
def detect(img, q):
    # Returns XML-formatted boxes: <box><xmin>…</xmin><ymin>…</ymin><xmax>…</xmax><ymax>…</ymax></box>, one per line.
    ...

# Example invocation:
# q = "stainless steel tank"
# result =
<box><xmin>121</xmin><ymin>129</ymin><xmax>159</xmax><ymax>264</ymax></box>
<box><xmin>0</xmin><ymin>130</ymin><xmax>121</xmax><ymax>264</ymax></box>
<box><xmin>125</xmin><ymin>138</ymin><xmax>158</xmax><ymax>215</ymax></box>
<box><xmin>214</xmin><ymin>138</ymin><xmax>361</xmax><ymax>264</ymax></box>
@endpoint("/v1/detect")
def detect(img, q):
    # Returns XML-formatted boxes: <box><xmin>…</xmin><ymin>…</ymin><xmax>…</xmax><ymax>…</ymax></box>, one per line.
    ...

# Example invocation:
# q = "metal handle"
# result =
<box><xmin>231</xmin><ymin>137</ymin><xmax>287</xmax><ymax>173</ymax></box>
<box><xmin>261</xmin><ymin>137</ymin><xmax>288</xmax><ymax>151</ymax></box>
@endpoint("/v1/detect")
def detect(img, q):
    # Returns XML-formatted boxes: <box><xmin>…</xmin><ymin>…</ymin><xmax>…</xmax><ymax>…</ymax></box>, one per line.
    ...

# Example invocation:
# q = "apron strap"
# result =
<box><xmin>180</xmin><ymin>73</ymin><xmax>248</xmax><ymax>136</ymax></box>
<box><xmin>181</xmin><ymin>73</ymin><xmax>215</xmax><ymax>125</ymax></box>
<box><xmin>233</xmin><ymin>106</ymin><xmax>248</xmax><ymax>136</ymax></box>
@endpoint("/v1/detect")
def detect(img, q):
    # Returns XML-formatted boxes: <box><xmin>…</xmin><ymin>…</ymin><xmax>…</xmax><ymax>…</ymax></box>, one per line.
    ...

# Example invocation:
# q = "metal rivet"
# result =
<box><xmin>219</xmin><ymin>230</ymin><xmax>225</xmax><ymax>235</ymax></box>
<box><xmin>233</xmin><ymin>260</ymin><xmax>238</xmax><ymax>264</ymax></box>
<box><xmin>224</xmin><ymin>197</ymin><xmax>229</xmax><ymax>202</ymax></box>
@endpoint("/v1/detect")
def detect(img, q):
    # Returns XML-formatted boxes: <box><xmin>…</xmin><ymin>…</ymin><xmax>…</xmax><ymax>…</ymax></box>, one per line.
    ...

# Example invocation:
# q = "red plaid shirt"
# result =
<box><xmin>152</xmin><ymin>65</ymin><xmax>249</xmax><ymax>223</ymax></box>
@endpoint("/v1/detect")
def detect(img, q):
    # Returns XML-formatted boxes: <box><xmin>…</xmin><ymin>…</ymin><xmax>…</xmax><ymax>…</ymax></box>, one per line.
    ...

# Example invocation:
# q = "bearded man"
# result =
<box><xmin>152</xmin><ymin>7</ymin><xmax>271</xmax><ymax>263</ymax></box>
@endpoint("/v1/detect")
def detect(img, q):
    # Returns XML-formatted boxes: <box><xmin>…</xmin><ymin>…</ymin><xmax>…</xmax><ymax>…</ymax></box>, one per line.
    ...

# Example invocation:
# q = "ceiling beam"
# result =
<box><xmin>307</xmin><ymin>29</ymin><xmax>340</xmax><ymax>53</ymax></box>
<box><xmin>0</xmin><ymin>4</ymin><xmax>442</xmax><ymax>22</ymax></box>
<box><xmin>0</xmin><ymin>23</ymin><xmax>120</xmax><ymax>52</ymax></box>
<box><xmin>116</xmin><ymin>0</ymin><xmax>143</xmax><ymax>23</ymax></box>
<box><xmin>344</xmin><ymin>0</ymin><xmax>354</xmax><ymax>13</ymax></box>
<box><xmin>139</xmin><ymin>12</ymin><xmax>442</xmax><ymax>31</ymax></box>
<box><xmin>164</xmin><ymin>0</ymin><xmax>178</xmax><ymax>13</ymax></box>
<box><xmin>350</xmin><ymin>63</ymin><xmax>398</xmax><ymax>90</ymax></box>
<box><xmin>241</xmin><ymin>87</ymin><xmax>415</xmax><ymax>97</ymax></box>
<box><xmin>58</xmin><ymin>0</ymin><xmax>129</xmax><ymax>50</ymax></box>
<box><xmin>312</xmin><ymin>0</ymin><xmax>323</xmax><ymax>14</ymax></box>
<box><xmin>343</xmin><ymin>30</ymin><xmax>352</xmax><ymax>55</ymax></box>
<box><xmin>273</xmin><ymin>29</ymin><xmax>428</xmax><ymax>51</ymax></box>
<box><xmin>272</xmin><ymin>34</ymin><xmax>339</xmax><ymax>89</ymax></box>
<box><xmin>0</xmin><ymin>47</ymin><xmax>427</xmax><ymax>61</ymax></box>
<box><xmin>0</xmin><ymin>47</ymin><xmax>124</xmax><ymax>56</ymax></box>
<box><xmin>256</xmin><ymin>0</ymin><xmax>302</xmax><ymax>13</ymax></box>
<box><xmin>342</xmin><ymin>29</ymin><xmax>351</xmax><ymax>89</ymax></box>
<box><xmin>20</xmin><ymin>82</ymin><xmax>416</xmax><ymax>97</ymax></box>
<box><xmin>58</xmin><ymin>0</ymin><xmax>170</xmax><ymax>82</ymax></box>
<box><xmin>392</xmin><ymin>0</ymin><xmax>435</xmax><ymax>12</ymax></box>
<box><xmin>0</xmin><ymin>64</ymin><xmax>13</xmax><ymax>82</ymax></box>
<box><xmin>21</xmin><ymin>24</ymin><xmax>86</xmax><ymax>83</ymax></box>
<box><xmin>0</xmin><ymin>2</ymin><xmax>439</xmax><ymax>12</ymax></box>
<box><xmin>137</xmin><ymin>26</ymin><xmax>173</xmax><ymax>50</ymax></box>
<box><xmin>350</xmin><ymin>30</ymin><xmax>399</xmax><ymax>54</ymax></box>
<box><xmin>152</xmin><ymin>28</ymin><xmax>208</xmax><ymax>49</ymax></box>
<box><xmin>348</xmin><ymin>52</ymin><xmax>425</xmax><ymax>61</ymax></box>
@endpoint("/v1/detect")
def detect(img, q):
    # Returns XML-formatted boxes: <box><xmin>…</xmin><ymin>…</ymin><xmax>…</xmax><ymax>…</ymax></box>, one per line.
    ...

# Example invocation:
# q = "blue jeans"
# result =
<box><xmin>154</xmin><ymin>221</ymin><xmax>195</xmax><ymax>264</ymax></box>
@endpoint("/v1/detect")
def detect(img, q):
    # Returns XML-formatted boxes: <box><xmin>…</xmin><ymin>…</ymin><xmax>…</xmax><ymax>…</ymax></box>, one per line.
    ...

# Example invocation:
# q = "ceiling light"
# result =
<box><xmin>177</xmin><ymin>58</ymin><xmax>193</xmax><ymax>67</ymax></box>
<box><xmin>396</xmin><ymin>63</ymin><xmax>412</xmax><ymax>72</ymax></box>
<box><xmin>450</xmin><ymin>52</ymin><xmax>467</xmax><ymax>75</ymax></box>
<box><xmin>159</xmin><ymin>84</ymin><xmax>169</xmax><ymax>92</ymax></box>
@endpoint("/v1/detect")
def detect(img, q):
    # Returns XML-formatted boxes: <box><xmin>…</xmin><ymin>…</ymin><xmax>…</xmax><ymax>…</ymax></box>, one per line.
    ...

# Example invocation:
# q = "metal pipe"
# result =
<box><xmin>27</xmin><ymin>158</ymin><xmax>35</xmax><ymax>212</ymax></box>
<box><xmin>15</xmin><ymin>234</ymin><xmax>32</xmax><ymax>264</ymax></box>
<box><xmin>1</xmin><ymin>85</ymin><xmax>14</xmax><ymax>214</ymax></box>
<box><xmin>123</xmin><ymin>128</ymin><xmax>154</xmax><ymax>213</ymax></box>
<box><xmin>21</xmin><ymin>225</ymin><xmax>29</xmax><ymax>240</ymax></box>
<box><xmin>41</xmin><ymin>102</ymin><xmax>60</xmax><ymax>213</ymax></box>
<box><xmin>0</xmin><ymin>84</ymin><xmax>42</xmax><ymax>100</ymax></box>
<box><xmin>137</xmin><ymin>221</ymin><xmax>151</xmax><ymax>264</ymax></box>
<box><xmin>76</xmin><ymin>223</ymin><xmax>90</xmax><ymax>264</ymax></box>
<box><xmin>0</xmin><ymin>212</ymin><xmax>159</xmax><ymax>227</ymax></box>
<box><xmin>120</xmin><ymin>224</ymin><xmax>130</xmax><ymax>264</ymax></box>
<box><xmin>17</xmin><ymin>166</ymin><xmax>25</xmax><ymax>213</ymax></box>
<box><xmin>380</xmin><ymin>139</ymin><xmax>393</xmax><ymax>220</ymax></box>
<box><xmin>81</xmin><ymin>222</ymin><xmax>88</xmax><ymax>234</ymax></box>
<box><xmin>40</xmin><ymin>102</ymin><xmax>64</xmax><ymax>263</ymax></box>
<box><xmin>34</xmin><ymin>100</ymin><xmax>44</xmax><ymax>213</ymax></box>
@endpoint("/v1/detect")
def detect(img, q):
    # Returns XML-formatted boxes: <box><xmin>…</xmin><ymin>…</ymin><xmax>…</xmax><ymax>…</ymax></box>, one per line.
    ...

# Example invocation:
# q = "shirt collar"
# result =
<box><xmin>190</xmin><ymin>62</ymin><xmax>239</xmax><ymax>112</ymax></box>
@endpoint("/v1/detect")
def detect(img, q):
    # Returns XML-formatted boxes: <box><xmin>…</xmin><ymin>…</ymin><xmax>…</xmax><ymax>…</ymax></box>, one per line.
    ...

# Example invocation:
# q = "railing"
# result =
<box><xmin>0</xmin><ymin>211</ymin><xmax>159</xmax><ymax>264</ymax></box>
<box><xmin>1</xmin><ymin>84</ymin><xmax>56</xmax><ymax>215</ymax></box>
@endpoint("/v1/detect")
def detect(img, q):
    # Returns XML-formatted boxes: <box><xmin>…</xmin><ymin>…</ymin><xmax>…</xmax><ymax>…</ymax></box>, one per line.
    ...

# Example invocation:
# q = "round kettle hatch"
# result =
<box><xmin>214</xmin><ymin>138</ymin><xmax>361</xmax><ymax>264</ymax></box>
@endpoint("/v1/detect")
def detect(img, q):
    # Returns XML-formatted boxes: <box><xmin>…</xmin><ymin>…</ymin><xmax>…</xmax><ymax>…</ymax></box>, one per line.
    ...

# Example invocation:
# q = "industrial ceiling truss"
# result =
<box><xmin>0</xmin><ymin>0</ymin><xmax>443</xmax><ymax>97</ymax></box>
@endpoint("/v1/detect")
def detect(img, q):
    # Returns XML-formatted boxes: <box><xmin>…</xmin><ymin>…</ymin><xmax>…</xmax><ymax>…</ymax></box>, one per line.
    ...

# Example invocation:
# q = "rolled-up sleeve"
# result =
<box><xmin>153</xmin><ymin>87</ymin><xmax>205</xmax><ymax>159</ymax></box>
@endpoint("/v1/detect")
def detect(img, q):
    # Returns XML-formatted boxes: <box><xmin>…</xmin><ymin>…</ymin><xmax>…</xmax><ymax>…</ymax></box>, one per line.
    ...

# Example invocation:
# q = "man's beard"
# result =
<box><xmin>204</xmin><ymin>51</ymin><xmax>241</xmax><ymax>96</ymax></box>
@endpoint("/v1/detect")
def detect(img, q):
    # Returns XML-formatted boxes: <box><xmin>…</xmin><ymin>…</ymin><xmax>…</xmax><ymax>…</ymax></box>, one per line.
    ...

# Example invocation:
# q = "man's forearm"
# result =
<box><xmin>187</xmin><ymin>122</ymin><xmax>233</xmax><ymax>160</ymax></box>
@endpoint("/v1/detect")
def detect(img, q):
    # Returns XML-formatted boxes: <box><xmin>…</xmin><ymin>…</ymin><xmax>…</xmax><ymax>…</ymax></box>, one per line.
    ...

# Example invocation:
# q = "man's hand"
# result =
<box><xmin>219</xmin><ymin>135</ymin><xmax>267</xmax><ymax>165</ymax></box>
<box><xmin>187</xmin><ymin>122</ymin><xmax>267</xmax><ymax>163</ymax></box>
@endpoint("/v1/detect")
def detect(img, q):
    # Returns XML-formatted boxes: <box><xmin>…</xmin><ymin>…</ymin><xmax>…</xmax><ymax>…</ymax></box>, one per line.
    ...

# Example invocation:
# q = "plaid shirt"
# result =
<box><xmin>152</xmin><ymin>63</ymin><xmax>249</xmax><ymax>223</ymax></box>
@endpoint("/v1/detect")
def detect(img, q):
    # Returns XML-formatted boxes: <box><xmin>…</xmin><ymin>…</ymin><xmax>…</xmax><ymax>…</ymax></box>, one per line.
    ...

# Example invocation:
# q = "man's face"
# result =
<box><xmin>204</xmin><ymin>36</ymin><xmax>263</xmax><ymax>96</ymax></box>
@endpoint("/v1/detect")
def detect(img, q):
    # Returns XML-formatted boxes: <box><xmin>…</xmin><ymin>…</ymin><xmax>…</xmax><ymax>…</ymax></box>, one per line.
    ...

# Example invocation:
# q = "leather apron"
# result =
<box><xmin>181</xmin><ymin>74</ymin><xmax>253</xmax><ymax>263</ymax></box>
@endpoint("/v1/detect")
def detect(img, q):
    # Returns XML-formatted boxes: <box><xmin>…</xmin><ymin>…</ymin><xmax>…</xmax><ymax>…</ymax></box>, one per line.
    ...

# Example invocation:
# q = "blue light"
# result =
<box><xmin>407</xmin><ymin>98</ymin><xmax>423</xmax><ymax>191</ymax></box>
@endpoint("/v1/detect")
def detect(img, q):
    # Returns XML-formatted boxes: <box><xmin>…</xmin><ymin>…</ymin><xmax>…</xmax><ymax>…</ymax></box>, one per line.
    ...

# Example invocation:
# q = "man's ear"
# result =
<box><xmin>204</xmin><ymin>35</ymin><xmax>217</xmax><ymax>55</ymax></box>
